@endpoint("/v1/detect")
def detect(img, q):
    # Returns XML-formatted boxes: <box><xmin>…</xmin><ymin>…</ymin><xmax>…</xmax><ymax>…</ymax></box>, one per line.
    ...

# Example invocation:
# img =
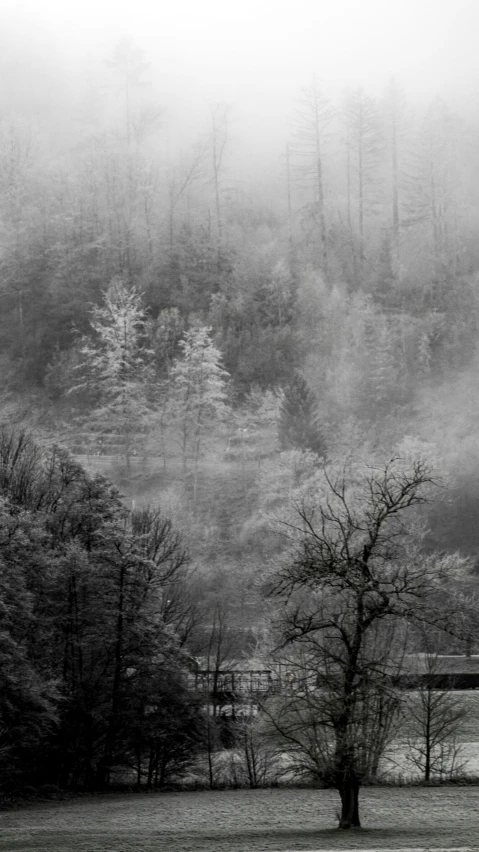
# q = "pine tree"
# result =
<box><xmin>278</xmin><ymin>372</ymin><xmax>326</xmax><ymax>457</ymax></box>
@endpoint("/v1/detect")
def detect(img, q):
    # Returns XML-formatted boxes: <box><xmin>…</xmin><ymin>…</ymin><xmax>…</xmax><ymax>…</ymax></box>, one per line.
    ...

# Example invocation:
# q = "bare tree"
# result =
<box><xmin>202</xmin><ymin>599</ymin><xmax>238</xmax><ymax>789</ymax></box>
<box><xmin>209</xmin><ymin>103</ymin><xmax>229</xmax><ymax>249</ymax></box>
<box><xmin>344</xmin><ymin>89</ymin><xmax>382</xmax><ymax>273</ymax></box>
<box><xmin>292</xmin><ymin>80</ymin><xmax>334</xmax><ymax>275</ymax></box>
<box><xmin>268</xmin><ymin>458</ymin><xmax>459</xmax><ymax>829</ymax></box>
<box><xmin>166</xmin><ymin>142</ymin><xmax>208</xmax><ymax>249</ymax></box>
<box><xmin>382</xmin><ymin>79</ymin><xmax>408</xmax><ymax>280</ymax></box>
<box><xmin>405</xmin><ymin>633</ymin><xmax>468</xmax><ymax>781</ymax></box>
<box><xmin>105</xmin><ymin>38</ymin><xmax>150</xmax><ymax>148</ymax></box>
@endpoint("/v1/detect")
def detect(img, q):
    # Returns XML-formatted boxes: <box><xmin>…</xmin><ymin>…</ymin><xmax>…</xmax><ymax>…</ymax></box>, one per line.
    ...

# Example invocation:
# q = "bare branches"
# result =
<box><xmin>290</xmin><ymin>79</ymin><xmax>334</xmax><ymax>273</ymax></box>
<box><xmin>267</xmin><ymin>455</ymin><xmax>460</xmax><ymax>828</ymax></box>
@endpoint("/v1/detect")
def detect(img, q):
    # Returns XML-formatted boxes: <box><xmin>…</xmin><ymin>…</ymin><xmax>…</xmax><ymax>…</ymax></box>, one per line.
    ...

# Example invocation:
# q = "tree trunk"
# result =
<box><xmin>159</xmin><ymin>756</ymin><xmax>168</xmax><ymax>788</ymax></box>
<box><xmin>147</xmin><ymin>747</ymin><xmax>155</xmax><ymax>789</ymax></box>
<box><xmin>136</xmin><ymin>745</ymin><xmax>142</xmax><ymax>787</ymax></box>
<box><xmin>96</xmin><ymin>562</ymin><xmax>126</xmax><ymax>790</ymax></box>
<box><xmin>338</xmin><ymin>777</ymin><xmax>361</xmax><ymax>829</ymax></box>
<box><xmin>425</xmin><ymin>685</ymin><xmax>432</xmax><ymax>781</ymax></box>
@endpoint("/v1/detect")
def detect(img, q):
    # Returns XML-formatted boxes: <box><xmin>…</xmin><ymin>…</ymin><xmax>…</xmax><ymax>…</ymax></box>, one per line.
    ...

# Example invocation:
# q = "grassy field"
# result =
<box><xmin>2</xmin><ymin>787</ymin><xmax>479</xmax><ymax>852</ymax></box>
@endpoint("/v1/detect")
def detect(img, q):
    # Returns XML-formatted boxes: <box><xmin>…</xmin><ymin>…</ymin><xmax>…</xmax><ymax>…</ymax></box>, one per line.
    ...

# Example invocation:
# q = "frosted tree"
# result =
<box><xmin>360</xmin><ymin>314</ymin><xmax>400</xmax><ymax>421</ymax></box>
<box><xmin>77</xmin><ymin>278</ymin><xmax>152</xmax><ymax>469</ymax></box>
<box><xmin>169</xmin><ymin>326</ymin><xmax>229</xmax><ymax>504</ymax></box>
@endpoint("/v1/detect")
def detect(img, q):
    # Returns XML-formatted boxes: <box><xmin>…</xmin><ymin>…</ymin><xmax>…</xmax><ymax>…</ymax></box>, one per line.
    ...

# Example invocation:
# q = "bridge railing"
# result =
<box><xmin>190</xmin><ymin>669</ymin><xmax>281</xmax><ymax>697</ymax></box>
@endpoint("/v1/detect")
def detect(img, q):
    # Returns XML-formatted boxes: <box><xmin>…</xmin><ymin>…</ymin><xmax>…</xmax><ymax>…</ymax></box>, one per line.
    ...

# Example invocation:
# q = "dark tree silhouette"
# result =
<box><xmin>269</xmin><ymin>458</ymin><xmax>459</xmax><ymax>829</ymax></box>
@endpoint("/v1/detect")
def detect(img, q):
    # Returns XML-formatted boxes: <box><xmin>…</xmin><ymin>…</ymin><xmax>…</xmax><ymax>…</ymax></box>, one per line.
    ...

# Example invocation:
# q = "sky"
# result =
<box><xmin>5</xmin><ymin>0</ymin><xmax>478</xmax><ymax>89</ymax></box>
<box><xmin>2</xmin><ymin>0</ymin><xmax>479</xmax><ymax>169</ymax></box>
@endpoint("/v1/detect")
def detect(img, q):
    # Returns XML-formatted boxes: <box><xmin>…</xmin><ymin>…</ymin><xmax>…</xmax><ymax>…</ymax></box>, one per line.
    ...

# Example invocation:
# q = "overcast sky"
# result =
<box><xmin>6</xmin><ymin>0</ymin><xmax>478</xmax><ymax>87</ymax></box>
<box><xmin>2</xmin><ymin>0</ymin><xmax>478</xmax><ymax>170</ymax></box>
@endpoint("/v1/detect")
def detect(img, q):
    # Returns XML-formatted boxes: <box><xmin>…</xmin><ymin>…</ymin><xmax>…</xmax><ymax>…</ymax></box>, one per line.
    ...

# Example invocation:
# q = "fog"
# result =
<box><xmin>2</xmin><ymin>0</ymin><xmax>479</xmax><ymax>554</ymax></box>
<box><xmin>2</xmin><ymin>0</ymin><xmax>479</xmax><ymax>166</ymax></box>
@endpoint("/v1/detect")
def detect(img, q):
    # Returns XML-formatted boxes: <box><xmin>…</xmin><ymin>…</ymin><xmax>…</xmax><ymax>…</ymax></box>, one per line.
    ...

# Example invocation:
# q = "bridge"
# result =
<box><xmin>189</xmin><ymin>670</ymin><xmax>281</xmax><ymax>702</ymax></box>
<box><xmin>189</xmin><ymin>657</ymin><xmax>479</xmax><ymax>704</ymax></box>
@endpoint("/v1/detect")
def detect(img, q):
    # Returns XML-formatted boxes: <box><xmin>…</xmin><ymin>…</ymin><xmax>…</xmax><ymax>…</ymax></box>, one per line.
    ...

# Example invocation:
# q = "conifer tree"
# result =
<box><xmin>278</xmin><ymin>371</ymin><xmax>326</xmax><ymax>457</ymax></box>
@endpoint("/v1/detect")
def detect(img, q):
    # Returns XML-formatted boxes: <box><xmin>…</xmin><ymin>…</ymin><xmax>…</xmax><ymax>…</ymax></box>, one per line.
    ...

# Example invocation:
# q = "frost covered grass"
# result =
<box><xmin>2</xmin><ymin>787</ymin><xmax>479</xmax><ymax>852</ymax></box>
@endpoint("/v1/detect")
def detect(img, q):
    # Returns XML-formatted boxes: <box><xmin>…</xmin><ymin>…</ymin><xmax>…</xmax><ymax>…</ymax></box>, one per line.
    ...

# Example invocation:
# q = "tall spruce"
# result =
<box><xmin>278</xmin><ymin>372</ymin><xmax>326</xmax><ymax>457</ymax></box>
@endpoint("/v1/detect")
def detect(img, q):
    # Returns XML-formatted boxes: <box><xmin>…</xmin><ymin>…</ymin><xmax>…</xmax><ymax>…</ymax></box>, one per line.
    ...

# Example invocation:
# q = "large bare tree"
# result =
<box><xmin>268</xmin><ymin>458</ymin><xmax>459</xmax><ymax>829</ymax></box>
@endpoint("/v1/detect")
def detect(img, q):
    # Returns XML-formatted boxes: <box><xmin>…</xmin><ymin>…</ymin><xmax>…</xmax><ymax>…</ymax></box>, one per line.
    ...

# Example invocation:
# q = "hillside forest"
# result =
<box><xmin>2</xmin><ymin>36</ymin><xmax>479</xmax><ymax>799</ymax></box>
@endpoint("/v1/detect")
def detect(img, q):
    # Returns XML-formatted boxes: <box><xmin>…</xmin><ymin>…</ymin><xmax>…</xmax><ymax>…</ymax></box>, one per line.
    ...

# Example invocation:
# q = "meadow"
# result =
<box><xmin>1</xmin><ymin>787</ymin><xmax>479</xmax><ymax>852</ymax></box>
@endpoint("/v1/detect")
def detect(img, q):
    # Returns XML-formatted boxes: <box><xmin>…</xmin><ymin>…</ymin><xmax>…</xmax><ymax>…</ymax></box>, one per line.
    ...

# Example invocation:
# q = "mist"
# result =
<box><xmin>2</xmin><ymin>0</ymin><xmax>479</xmax><ymax>555</ymax></box>
<box><xmin>2</xmin><ymin>0</ymin><xmax>479</xmax><ymax>164</ymax></box>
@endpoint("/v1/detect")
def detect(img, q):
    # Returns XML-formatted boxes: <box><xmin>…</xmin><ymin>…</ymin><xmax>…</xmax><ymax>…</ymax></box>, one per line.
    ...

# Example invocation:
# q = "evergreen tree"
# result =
<box><xmin>278</xmin><ymin>372</ymin><xmax>326</xmax><ymax>457</ymax></box>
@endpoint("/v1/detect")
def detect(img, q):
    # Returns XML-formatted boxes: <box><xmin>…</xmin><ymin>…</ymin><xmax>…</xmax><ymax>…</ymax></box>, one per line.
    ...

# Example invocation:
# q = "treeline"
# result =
<box><xmin>0</xmin><ymin>429</ymin><xmax>208</xmax><ymax>795</ymax></box>
<box><xmin>1</xmin><ymin>429</ymin><xmax>478</xmax><ymax>803</ymax></box>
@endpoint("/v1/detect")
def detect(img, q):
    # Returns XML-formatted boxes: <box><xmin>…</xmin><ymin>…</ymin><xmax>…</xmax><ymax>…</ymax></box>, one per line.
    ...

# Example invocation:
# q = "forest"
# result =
<box><xmin>2</xmin><ymin>38</ymin><xmax>479</xmax><ymax>557</ymax></box>
<box><xmin>2</xmin><ymin>28</ymin><xmax>479</xmax><ymax>823</ymax></box>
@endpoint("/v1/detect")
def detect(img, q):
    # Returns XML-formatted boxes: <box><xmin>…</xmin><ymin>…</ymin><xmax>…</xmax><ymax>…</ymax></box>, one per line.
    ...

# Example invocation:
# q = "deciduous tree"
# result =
<box><xmin>292</xmin><ymin>80</ymin><xmax>334</xmax><ymax>275</ymax></box>
<box><xmin>405</xmin><ymin>633</ymin><xmax>467</xmax><ymax>781</ymax></box>
<box><xmin>268</xmin><ymin>457</ymin><xmax>459</xmax><ymax>829</ymax></box>
<box><xmin>75</xmin><ymin>278</ymin><xmax>153</xmax><ymax>469</ymax></box>
<box><xmin>344</xmin><ymin>89</ymin><xmax>382</xmax><ymax>275</ymax></box>
<box><xmin>169</xmin><ymin>326</ymin><xmax>229</xmax><ymax>504</ymax></box>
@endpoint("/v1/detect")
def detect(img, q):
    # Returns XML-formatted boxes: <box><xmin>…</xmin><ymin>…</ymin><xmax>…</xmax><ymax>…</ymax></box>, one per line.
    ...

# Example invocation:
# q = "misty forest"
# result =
<box><xmin>3</xmin><ymin>18</ymin><xmax>479</xmax><ymax>831</ymax></box>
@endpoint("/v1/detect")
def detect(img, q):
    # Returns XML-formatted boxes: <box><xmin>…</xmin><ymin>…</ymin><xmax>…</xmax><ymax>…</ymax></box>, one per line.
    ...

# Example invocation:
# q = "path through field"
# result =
<box><xmin>1</xmin><ymin>787</ymin><xmax>479</xmax><ymax>852</ymax></box>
